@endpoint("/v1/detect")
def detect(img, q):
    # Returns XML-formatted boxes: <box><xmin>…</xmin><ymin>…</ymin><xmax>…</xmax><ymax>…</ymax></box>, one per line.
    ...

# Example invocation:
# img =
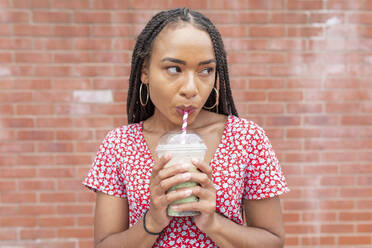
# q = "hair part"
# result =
<box><xmin>127</xmin><ymin>7</ymin><xmax>238</xmax><ymax>124</ymax></box>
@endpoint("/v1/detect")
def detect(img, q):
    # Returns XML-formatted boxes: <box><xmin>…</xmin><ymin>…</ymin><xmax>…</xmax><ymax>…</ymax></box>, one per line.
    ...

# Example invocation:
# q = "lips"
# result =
<box><xmin>176</xmin><ymin>105</ymin><xmax>196</xmax><ymax>116</ymax></box>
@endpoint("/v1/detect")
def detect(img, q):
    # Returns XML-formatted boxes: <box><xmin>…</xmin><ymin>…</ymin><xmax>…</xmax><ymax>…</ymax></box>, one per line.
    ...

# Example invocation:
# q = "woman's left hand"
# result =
<box><xmin>171</xmin><ymin>159</ymin><xmax>217</xmax><ymax>233</ymax></box>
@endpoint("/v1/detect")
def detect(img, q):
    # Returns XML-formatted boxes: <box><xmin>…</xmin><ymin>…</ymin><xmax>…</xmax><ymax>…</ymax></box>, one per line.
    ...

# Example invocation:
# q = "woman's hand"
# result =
<box><xmin>147</xmin><ymin>154</ymin><xmax>195</xmax><ymax>233</ymax></box>
<box><xmin>170</xmin><ymin>159</ymin><xmax>217</xmax><ymax>233</ymax></box>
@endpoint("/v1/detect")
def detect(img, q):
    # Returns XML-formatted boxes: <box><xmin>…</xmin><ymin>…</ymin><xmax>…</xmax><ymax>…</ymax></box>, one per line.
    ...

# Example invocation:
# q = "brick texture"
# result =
<box><xmin>1</xmin><ymin>1</ymin><xmax>371</xmax><ymax>247</ymax></box>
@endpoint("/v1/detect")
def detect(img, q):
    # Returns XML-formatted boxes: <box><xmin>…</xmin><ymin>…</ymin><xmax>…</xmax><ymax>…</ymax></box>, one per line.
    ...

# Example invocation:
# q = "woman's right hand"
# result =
<box><xmin>146</xmin><ymin>154</ymin><xmax>194</xmax><ymax>233</ymax></box>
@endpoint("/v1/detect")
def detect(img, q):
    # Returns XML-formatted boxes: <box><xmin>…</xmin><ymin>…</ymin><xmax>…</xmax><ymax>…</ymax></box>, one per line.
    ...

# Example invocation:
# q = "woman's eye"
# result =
<box><xmin>200</xmin><ymin>68</ymin><xmax>214</xmax><ymax>75</ymax></box>
<box><xmin>167</xmin><ymin>66</ymin><xmax>181</xmax><ymax>74</ymax></box>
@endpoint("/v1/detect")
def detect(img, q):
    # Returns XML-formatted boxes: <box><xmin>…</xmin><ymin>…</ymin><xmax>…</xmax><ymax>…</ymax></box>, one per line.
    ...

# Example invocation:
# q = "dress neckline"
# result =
<box><xmin>138</xmin><ymin>115</ymin><xmax>233</xmax><ymax>167</ymax></box>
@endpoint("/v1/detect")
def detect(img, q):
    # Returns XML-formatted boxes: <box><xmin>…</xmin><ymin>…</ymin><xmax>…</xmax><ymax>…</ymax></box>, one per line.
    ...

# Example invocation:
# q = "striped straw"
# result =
<box><xmin>182</xmin><ymin>110</ymin><xmax>188</xmax><ymax>134</ymax></box>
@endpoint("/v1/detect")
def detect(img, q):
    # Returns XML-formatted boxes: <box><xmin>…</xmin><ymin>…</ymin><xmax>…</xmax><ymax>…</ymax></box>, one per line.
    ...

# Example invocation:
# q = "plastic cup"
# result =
<box><xmin>155</xmin><ymin>131</ymin><xmax>207</xmax><ymax>217</ymax></box>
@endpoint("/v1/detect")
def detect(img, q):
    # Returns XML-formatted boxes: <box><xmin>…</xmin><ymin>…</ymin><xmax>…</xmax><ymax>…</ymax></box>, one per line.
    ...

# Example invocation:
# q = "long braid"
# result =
<box><xmin>127</xmin><ymin>8</ymin><xmax>239</xmax><ymax>123</ymax></box>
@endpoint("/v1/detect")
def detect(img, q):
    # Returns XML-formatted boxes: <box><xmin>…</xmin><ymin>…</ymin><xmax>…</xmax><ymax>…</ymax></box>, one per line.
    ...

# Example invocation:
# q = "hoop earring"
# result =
<box><xmin>139</xmin><ymin>83</ymin><xmax>149</xmax><ymax>107</ymax></box>
<box><xmin>203</xmin><ymin>87</ymin><xmax>219</xmax><ymax>110</ymax></box>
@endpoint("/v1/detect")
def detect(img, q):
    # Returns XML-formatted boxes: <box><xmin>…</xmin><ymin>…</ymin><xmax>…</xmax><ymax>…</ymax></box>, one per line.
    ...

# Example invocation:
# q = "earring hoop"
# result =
<box><xmin>203</xmin><ymin>87</ymin><xmax>219</xmax><ymax>110</ymax></box>
<box><xmin>139</xmin><ymin>83</ymin><xmax>149</xmax><ymax>107</ymax></box>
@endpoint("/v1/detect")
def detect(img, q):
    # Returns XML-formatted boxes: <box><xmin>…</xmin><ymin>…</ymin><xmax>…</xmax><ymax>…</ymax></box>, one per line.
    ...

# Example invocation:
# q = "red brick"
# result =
<box><xmin>327</xmin><ymin>0</ymin><xmax>364</xmax><ymax>9</ymax></box>
<box><xmin>39</xmin><ymin>168</ymin><xmax>75</xmax><ymax>178</ymax></box>
<box><xmin>209</xmin><ymin>0</ymin><xmax>247</xmax><ymax>9</ymax></box>
<box><xmin>74</xmin><ymin>117</ymin><xmax>113</xmax><ymax>128</ymax></box>
<box><xmin>309</xmin><ymin>12</ymin><xmax>345</xmax><ymax>23</ymax></box>
<box><xmin>57</xmin><ymin>179</ymin><xmax>84</xmax><ymax>190</ymax></box>
<box><xmin>0</xmin><ymin>230</ymin><xmax>17</xmax><ymax>240</ymax></box>
<box><xmin>218</xmin><ymin>25</ymin><xmax>247</xmax><ymax>37</ymax></box>
<box><xmin>0</xmin><ymin>168</ymin><xmax>36</xmax><ymax>178</ymax></box>
<box><xmin>341</xmin><ymin>188</ymin><xmax>372</xmax><ymax>198</ymax></box>
<box><xmin>203</xmin><ymin>12</ymin><xmax>231</xmax><ymax>24</ymax></box>
<box><xmin>272</xmin><ymin>13</ymin><xmax>307</xmax><ymax>23</ymax></box>
<box><xmin>13</xmin><ymin>24</ymin><xmax>53</xmax><ymax>36</ymax></box>
<box><xmin>248</xmin><ymin>104</ymin><xmax>284</xmax><ymax>114</ymax></box>
<box><xmin>77</xmin><ymin>216</ymin><xmax>94</xmax><ymax>226</ymax></box>
<box><xmin>170</xmin><ymin>0</ymin><xmax>208</xmax><ymax>9</ymax></box>
<box><xmin>268</xmin><ymin>39</ymin><xmax>306</xmax><ymax>50</ymax></box>
<box><xmin>56</xmin><ymin>130</ymin><xmax>93</xmax><ymax>141</ymax></box>
<box><xmin>77</xmin><ymin>191</ymin><xmax>95</xmax><ymax>203</ymax></box>
<box><xmin>0</xmin><ymin>10</ymin><xmax>29</xmax><ymax>22</ymax></box>
<box><xmin>34</xmin><ymin>38</ymin><xmax>73</xmax><ymax>50</ymax></box>
<box><xmin>0</xmin><ymin>143</ymin><xmax>34</xmax><ymax>153</ymax></box>
<box><xmin>57</xmin><ymin>205</ymin><xmax>93</xmax><ymax>215</ymax></box>
<box><xmin>248</xmin><ymin>0</ymin><xmax>284</xmax><ymax>9</ymax></box>
<box><xmin>266</xmin><ymin>116</ymin><xmax>301</xmax><ymax>126</ymax></box>
<box><xmin>0</xmin><ymin>38</ymin><xmax>32</xmax><ymax>49</ymax></box>
<box><xmin>288</xmin><ymin>0</ymin><xmax>323</xmax><ymax>9</ymax></box>
<box><xmin>13</xmin><ymin>0</ymin><xmax>50</xmax><ymax>8</ymax></box>
<box><xmin>39</xmin><ymin>217</ymin><xmax>74</xmax><ymax>227</ymax></box>
<box><xmin>326</xmin><ymin>103</ymin><xmax>360</xmax><ymax>113</ymax></box>
<box><xmin>40</xmin><ymin>193</ymin><xmax>75</xmax><ymax>203</ymax></box>
<box><xmin>230</xmin><ymin>65</ymin><xmax>267</xmax><ymax>76</ymax></box>
<box><xmin>287</xmin><ymin>103</ymin><xmax>322</xmax><ymax>113</ymax></box>
<box><xmin>349</xmin><ymin>13</ymin><xmax>372</xmax><ymax>24</ymax></box>
<box><xmin>286</xmin><ymin>176</ymin><xmax>318</xmax><ymax>187</ymax></box>
<box><xmin>132</xmin><ymin>0</ymin><xmax>170</xmax><ymax>9</ymax></box>
<box><xmin>19</xmin><ymin>180</ymin><xmax>55</xmax><ymax>191</ymax></box>
<box><xmin>58</xmin><ymin>228</ymin><xmax>93</xmax><ymax>238</ymax></box>
<box><xmin>17</xmin><ymin>131</ymin><xmax>54</xmax><ymax>141</ymax></box>
<box><xmin>288</xmin><ymin>26</ymin><xmax>324</xmax><ymax>37</ymax></box>
<box><xmin>357</xmin><ymin>224</ymin><xmax>372</xmax><ymax>232</ymax></box>
<box><xmin>304</xmin><ymin>116</ymin><xmax>339</xmax><ymax>126</ymax></box>
<box><xmin>92</xmin><ymin>0</ymin><xmax>130</xmax><ymax>9</ymax></box>
<box><xmin>0</xmin><ymin>0</ymin><xmax>9</xmax><ymax>7</ymax></box>
<box><xmin>249</xmin><ymin>79</ymin><xmax>285</xmax><ymax>89</ymax></box>
<box><xmin>268</xmin><ymin>91</ymin><xmax>303</xmax><ymax>101</ymax></box>
<box><xmin>52</xmin><ymin>0</ymin><xmax>90</xmax><ymax>9</ymax></box>
<box><xmin>0</xmin><ymin>181</ymin><xmax>16</xmax><ymax>191</ymax></box>
<box><xmin>56</xmin><ymin>155</ymin><xmax>92</xmax><ymax>165</ymax></box>
<box><xmin>342</xmin><ymin>115</ymin><xmax>372</xmax><ymax>125</ymax></box>
<box><xmin>76</xmin><ymin>142</ymin><xmax>100</xmax><ymax>152</ymax></box>
<box><xmin>0</xmin><ymin>217</ymin><xmax>36</xmax><ymax>227</ymax></box>
<box><xmin>303</xmin><ymin>188</ymin><xmax>339</xmax><ymax>198</ymax></box>
<box><xmin>302</xmin><ymin>236</ymin><xmax>335</xmax><ymax>245</ymax></box>
<box><xmin>74</xmin><ymin>38</ymin><xmax>112</xmax><ymax>50</ymax></box>
<box><xmin>302</xmin><ymin>212</ymin><xmax>337</xmax><ymax>221</ymax></box>
<box><xmin>338</xmin><ymin>236</ymin><xmax>371</xmax><ymax>245</ymax></box>
<box><xmin>367</xmin><ymin>0</ymin><xmax>372</xmax><ymax>9</ymax></box>
<box><xmin>319</xmin><ymin>200</ymin><xmax>354</xmax><ymax>210</ymax></box>
<box><xmin>74</xmin><ymin>12</ymin><xmax>111</xmax><ymax>23</ymax></box>
<box><xmin>20</xmin><ymin>228</ymin><xmax>56</xmax><ymax>239</ymax></box>
<box><xmin>285</xmin><ymin>237</ymin><xmax>299</xmax><ymax>246</ymax></box>
<box><xmin>285</xmin><ymin>224</ymin><xmax>318</xmax><ymax>234</ymax></box>
<box><xmin>37</xmin><ymin>143</ymin><xmax>74</xmax><ymax>153</ymax></box>
<box><xmin>340</xmin><ymin>212</ymin><xmax>372</xmax><ymax>221</ymax></box>
<box><xmin>1</xmin><ymin>192</ymin><xmax>37</xmax><ymax>203</ymax></box>
<box><xmin>284</xmin><ymin>152</ymin><xmax>319</xmax><ymax>162</ymax></box>
<box><xmin>54</xmin><ymin>25</ymin><xmax>90</xmax><ymax>37</ymax></box>
<box><xmin>18</xmin><ymin>205</ymin><xmax>55</xmax><ymax>215</ymax></box>
<box><xmin>247</xmin><ymin>52</ymin><xmax>286</xmax><ymax>63</ymax></box>
<box><xmin>0</xmin><ymin>51</ymin><xmax>11</xmax><ymax>62</ymax></box>
<box><xmin>33</xmin><ymin>11</ymin><xmax>71</xmax><ymax>23</ymax></box>
<box><xmin>321</xmin><ymin>224</ymin><xmax>354</xmax><ymax>233</ymax></box>
<box><xmin>16</xmin><ymin>105</ymin><xmax>54</xmax><ymax>115</ymax></box>
<box><xmin>225</xmin><ymin>39</ymin><xmax>268</xmax><ymax>50</ymax></box>
<box><xmin>250</xmin><ymin>26</ymin><xmax>285</xmax><ymax>37</ymax></box>
<box><xmin>231</xmin><ymin>12</ymin><xmax>268</xmax><ymax>23</ymax></box>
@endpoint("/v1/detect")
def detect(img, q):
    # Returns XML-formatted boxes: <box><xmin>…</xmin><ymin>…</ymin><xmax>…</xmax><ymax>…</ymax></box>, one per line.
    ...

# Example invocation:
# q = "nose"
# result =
<box><xmin>179</xmin><ymin>72</ymin><xmax>198</xmax><ymax>99</ymax></box>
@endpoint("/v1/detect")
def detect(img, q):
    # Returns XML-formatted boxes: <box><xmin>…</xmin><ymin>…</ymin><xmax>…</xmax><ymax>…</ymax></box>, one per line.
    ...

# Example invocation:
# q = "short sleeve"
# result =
<box><xmin>82</xmin><ymin>130</ymin><xmax>127</xmax><ymax>198</ymax></box>
<box><xmin>243</xmin><ymin>124</ymin><xmax>289</xmax><ymax>200</ymax></box>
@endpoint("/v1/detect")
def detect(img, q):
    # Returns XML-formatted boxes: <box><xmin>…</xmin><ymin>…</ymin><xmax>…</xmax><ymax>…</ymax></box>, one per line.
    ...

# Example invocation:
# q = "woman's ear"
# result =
<box><xmin>141</xmin><ymin>61</ymin><xmax>149</xmax><ymax>84</ymax></box>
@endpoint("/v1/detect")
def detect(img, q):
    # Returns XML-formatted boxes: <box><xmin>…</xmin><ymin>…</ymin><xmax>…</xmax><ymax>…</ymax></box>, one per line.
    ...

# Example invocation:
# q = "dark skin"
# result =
<box><xmin>94</xmin><ymin>23</ymin><xmax>285</xmax><ymax>248</ymax></box>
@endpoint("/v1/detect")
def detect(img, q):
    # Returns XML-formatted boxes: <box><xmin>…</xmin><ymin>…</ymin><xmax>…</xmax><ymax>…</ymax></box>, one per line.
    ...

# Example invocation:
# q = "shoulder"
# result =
<box><xmin>228</xmin><ymin>115</ymin><xmax>266</xmax><ymax>138</ymax></box>
<box><xmin>101</xmin><ymin>123</ymin><xmax>142</xmax><ymax>147</ymax></box>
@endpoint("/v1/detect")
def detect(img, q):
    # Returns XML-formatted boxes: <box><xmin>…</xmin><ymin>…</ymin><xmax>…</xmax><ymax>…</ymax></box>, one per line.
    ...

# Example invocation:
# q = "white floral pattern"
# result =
<box><xmin>83</xmin><ymin>115</ymin><xmax>289</xmax><ymax>248</ymax></box>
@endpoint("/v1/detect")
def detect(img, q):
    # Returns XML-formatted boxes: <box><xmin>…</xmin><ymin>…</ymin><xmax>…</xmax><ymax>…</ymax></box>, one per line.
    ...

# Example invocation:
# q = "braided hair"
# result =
<box><xmin>127</xmin><ymin>8</ymin><xmax>239</xmax><ymax>124</ymax></box>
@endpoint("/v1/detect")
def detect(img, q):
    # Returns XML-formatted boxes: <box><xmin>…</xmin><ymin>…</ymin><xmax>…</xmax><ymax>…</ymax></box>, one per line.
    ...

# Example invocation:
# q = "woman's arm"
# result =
<box><xmin>205</xmin><ymin>197</ymin><xmax>285</xmax><ymax>248</ymax></box>
<box><xmin>94</xmin><ymin>192</ymin><xmax>159</xmax><ymax>248</ymax></box>
<box><xmin>94</xmin><ymin>155</ymin><xmax>196</xmax><ymax>248</ymax></box>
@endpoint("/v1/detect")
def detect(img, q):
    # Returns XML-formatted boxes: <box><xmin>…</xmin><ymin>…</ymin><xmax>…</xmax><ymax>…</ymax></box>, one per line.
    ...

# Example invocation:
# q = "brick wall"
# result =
<box><xmin>1</xmin><ymin>0</ymin><xmax>371</xmax><ymax>247</ymax></box>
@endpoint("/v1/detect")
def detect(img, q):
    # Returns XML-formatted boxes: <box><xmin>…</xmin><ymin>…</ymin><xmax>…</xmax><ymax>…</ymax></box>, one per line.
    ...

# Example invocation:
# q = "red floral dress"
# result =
<box><xmin>83</xmin><ymin>115</ymin><xmax>289</xmax><ymax>248</ymax></box>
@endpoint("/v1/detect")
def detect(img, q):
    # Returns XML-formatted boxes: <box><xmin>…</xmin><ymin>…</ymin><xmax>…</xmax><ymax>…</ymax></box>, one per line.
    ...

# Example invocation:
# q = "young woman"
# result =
<box><xmin>83</xmin><ymin>8</ymin><xmax>289</xmax><ymax>248</ymax></box>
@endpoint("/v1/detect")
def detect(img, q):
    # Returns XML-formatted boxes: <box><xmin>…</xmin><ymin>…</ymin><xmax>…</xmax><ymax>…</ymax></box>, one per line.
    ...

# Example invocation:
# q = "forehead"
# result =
<box><xmin>151</xmin><ymin>23</ymin><xmax>215</xmax><ymax>61</ymax></box>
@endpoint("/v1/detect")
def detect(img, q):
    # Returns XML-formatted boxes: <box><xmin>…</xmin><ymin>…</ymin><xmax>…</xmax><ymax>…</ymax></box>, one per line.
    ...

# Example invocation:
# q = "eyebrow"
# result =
<box><xmin>161</xmin><ymin>57</ymin><xmax>216</xmax><ymax>66</ymax></box>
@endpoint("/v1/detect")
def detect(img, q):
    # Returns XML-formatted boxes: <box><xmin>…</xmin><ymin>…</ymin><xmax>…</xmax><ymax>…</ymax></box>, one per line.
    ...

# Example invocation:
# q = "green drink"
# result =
<box><xmin>155</xmin><ymin>131</ymin><xmax>207</xmax><ymax>217</ymax></box>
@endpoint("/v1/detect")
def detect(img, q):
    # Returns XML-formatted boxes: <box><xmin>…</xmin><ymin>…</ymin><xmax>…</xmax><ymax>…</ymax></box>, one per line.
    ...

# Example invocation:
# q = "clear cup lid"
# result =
<box><xmin>156</xmin><ymin>130</ymin><xmax>207</xmax><ymax>152</ymax></box>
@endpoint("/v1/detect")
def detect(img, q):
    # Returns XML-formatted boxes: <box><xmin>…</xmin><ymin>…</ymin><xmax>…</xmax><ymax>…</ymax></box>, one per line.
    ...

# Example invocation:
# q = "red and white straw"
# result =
<box><xmin>182</xmin><ymin>110</ymin><xmax>188</xmax><ymax>134</ymax></box>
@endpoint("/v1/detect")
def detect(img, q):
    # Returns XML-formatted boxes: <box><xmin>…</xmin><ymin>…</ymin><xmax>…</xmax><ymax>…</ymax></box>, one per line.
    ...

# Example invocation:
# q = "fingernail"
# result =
<box><xmin>165</xmin><ymin>153</ymin><xmax>171</xmax><ymax>159</ymax></box>
<box><xmin>191</xmin><ymin>158</ymin><xmax>198</xmax><ymax>164</ymax></box>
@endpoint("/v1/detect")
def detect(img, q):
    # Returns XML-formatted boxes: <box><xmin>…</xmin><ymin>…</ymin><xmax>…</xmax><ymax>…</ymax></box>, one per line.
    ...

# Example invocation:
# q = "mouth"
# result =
<box><xmin>176</xmin><ymin>105</ymin><xmax>197</xmax><ymax>116</ymax></box>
